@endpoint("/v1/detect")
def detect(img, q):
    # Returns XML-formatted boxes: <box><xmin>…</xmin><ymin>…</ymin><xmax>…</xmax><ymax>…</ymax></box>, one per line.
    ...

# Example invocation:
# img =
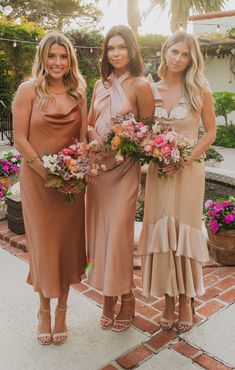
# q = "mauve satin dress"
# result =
<box><xmin>86</xmin><ymin>72</ymin><xmax>141</xmax><ymax>296</ymax></box>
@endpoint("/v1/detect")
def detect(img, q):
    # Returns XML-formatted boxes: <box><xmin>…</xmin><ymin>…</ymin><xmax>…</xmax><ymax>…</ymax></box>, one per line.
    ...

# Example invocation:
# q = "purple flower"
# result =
<box><xmin>220</xmin><ymin>201</ymin><xmax>232</xmax><ymax>207</ymax></box>
<box><xmin>224</xmin><ymin>214</ymin><xmax>235</xmax><ymax>224</ymax></box>
<box><xmin>205</xmin><ymin>199</ymin><xmax>213</xmax><ymax>209</ymax></box>
<box><xmin>210</xmin><ymin>220</ymin><xmax>219</xmax><ymax>232</ymax></box>
<box><xmin>213</xmin><ymin>205</ymin><xmax>224</xmax><ymax>213</ymax></box>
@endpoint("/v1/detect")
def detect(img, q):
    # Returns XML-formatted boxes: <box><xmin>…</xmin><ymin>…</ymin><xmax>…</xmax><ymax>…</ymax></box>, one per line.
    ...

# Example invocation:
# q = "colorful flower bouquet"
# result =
<box><xmin>0</xmin><ymin>151</ymin><xmax>22</xmax><ymax>178</ymax></box>
<box><xmin>42</xmin><ymin>140</ymin><xmax>106</xmax><ymax>203</ymax></box>
<box><xmin>105</xmin><ymin>113</ymin><xmax>194</xmax><ymax>176</ymax></box>
<box><xmin>143</xmin><ymin>123</ymin><xmax>194</xmax><ymax>176</ymax></box>
<box><xmin>204</xmin><ymin>197</ymin><xmax>235</xmax><ymax>233</ymax></box>
<box><xmin>105</xmin><ymin>113</ymin><xmax>151</xmax><ymax>165</ymax></box>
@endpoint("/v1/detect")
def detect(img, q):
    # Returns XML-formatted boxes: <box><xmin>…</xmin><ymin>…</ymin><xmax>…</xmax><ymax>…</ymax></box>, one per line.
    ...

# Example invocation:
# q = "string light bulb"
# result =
<box><xmin>13</xmin><ymin>41</ymin><xmax>17</xmax><ymax>47</ymax></box>
<box><xmin>90</xmin><ymin>48</ymin><xmax>93</xmax><ymax>53</ymax></box>
<box><xmin>216</xmin><ymin>25</ymin><xmax>221</xmax><ymax>34</ymax></box>
<box><xmin>179</xmin><ymin>23</ymin><xmax>184</xmax><ymax>32</ymax></box>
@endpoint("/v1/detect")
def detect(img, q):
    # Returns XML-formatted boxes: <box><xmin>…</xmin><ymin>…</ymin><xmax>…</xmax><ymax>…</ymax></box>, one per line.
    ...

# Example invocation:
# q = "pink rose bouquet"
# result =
<box><xmin>204</xmin><ymin>197</ymin><xmax>235</xmax><ymax>233</ymax></box>
<box><xmin>105</xmin><ymin>113</ymin><xmax>151</xmax><ymax>165</ymax></box>
<box><xmin>42</xmin><ymin>140</ymin><xmax>106</xmax><ymax>203</ymax></box>
<box><xmin>142</xmin><ymin>124</ymin><xmax>194</xmax><ymax>176</ymax></box>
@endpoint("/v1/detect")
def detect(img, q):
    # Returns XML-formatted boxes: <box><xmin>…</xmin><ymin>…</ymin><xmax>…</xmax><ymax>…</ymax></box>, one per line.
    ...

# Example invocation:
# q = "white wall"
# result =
<box><xmin>193</xmin><ymin>15</ymin><xmax>235</xmax><ymax>34</ymax></box>
<box><xmin>204</xmin><ymin>55</ymin><xmax>235</xmax><ymax>124</ymax></box>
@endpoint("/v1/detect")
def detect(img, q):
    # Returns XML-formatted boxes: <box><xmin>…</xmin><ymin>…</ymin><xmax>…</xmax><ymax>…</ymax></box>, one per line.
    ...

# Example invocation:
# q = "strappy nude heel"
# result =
<box><xmin>100</xmin><ymin>296</ymin><xmax>118</xmax><ymax>330</ymax></box>
<box><xmin>112</xmin><ymin>295</ymin><xmax>135</xmax><ymax>332</ymax></box>
<box><xmin>52</xmin><ymin>306</ymin><xmax>68</xmax><ymax>345</ymax></box>
<box><xmin>178</xmin><ymin>297</ymin><xmax>195</xmax><ymax>332</ymax></box>
<box><xmin>161</xmin><ymin>295</ymin><xmax>175</xmax><ymax>330</ymax></box>
<box><xmin>37</xmin><ymin>308</ymin><xmax>52</xmax><ymax>345</ymax></box>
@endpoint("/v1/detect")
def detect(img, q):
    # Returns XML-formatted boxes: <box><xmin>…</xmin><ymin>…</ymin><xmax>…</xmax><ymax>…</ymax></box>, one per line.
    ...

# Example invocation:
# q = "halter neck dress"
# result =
<box><xmin>20</xmin><ymin>90</ymin><xmax>86</xmax><ymax>298</ymax></box>
<box><xmin>86</xmin><ymin>73</ymin><xmax>141</xmax><ymax>296</ymax></box>
<box><xmin>138</xmin><ymin>84</ymin><xmax>210</xmax><ymax>298</ymax></box>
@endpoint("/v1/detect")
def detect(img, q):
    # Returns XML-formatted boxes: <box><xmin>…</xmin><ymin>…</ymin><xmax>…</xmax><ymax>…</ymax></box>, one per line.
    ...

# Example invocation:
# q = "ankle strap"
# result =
<box><xmin>56</xmin><ymin>305</ymin><xmax>68</xmax><ymax>311</ymax></box>
<box><xmin>39</xmin><ymin>308</ymin><xmax>50</xmax><ymax>313</ymax></box>
<box><xmin>122</xmin><ymin>295</ymin><xmax>134</xmax><ymax>302</ymax></box>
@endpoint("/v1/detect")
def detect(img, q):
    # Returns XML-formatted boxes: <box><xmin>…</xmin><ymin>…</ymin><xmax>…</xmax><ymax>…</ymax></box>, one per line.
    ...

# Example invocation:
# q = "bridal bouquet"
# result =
<box><xmin>42</xmin><ymin>140</ymin><xmax>106</xmax><ymax>203</ymax></box>
<box><xmin>105</xmin><ymin>113</ymin><xmax>151</xmax><ymax>165</ymax></box>
<box><xmin>142</xmin><ymin>123</ymin><xmax>195</xmax><ymax>176</ymax></box>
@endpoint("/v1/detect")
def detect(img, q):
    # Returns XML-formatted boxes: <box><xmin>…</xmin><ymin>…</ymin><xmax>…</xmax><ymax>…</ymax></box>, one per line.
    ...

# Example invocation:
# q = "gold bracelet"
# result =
<box><xmin>26</xmin><ymin>156</ymin><xmax>40</xmax><ymax>165</ymax></box>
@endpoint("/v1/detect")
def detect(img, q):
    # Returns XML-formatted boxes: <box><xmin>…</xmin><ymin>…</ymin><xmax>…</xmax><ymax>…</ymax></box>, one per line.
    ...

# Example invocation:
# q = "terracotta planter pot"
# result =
<box><xmin>206</xmin><ymin>223</ymin><xmax>235</xmax><ymax>265</ymax></box>
<box><xmin>0</xmin><ymin>176</ymin><xmax>11</xmax><ymax>190</ymax></box>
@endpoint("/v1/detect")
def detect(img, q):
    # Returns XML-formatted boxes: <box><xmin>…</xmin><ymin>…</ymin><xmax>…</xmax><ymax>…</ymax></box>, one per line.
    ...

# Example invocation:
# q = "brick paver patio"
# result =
<box><xmin>1</xmin><ymin>219</ymin><xmax>235</xmax><ymax>370</ymax></box>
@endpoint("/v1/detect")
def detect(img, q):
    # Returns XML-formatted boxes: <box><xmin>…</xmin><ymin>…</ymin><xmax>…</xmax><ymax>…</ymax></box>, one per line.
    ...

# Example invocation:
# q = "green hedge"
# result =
<box><xmin>215</xmin><ymin>125</ymin><xmax>235</xmax><ymax>148</ymax></box>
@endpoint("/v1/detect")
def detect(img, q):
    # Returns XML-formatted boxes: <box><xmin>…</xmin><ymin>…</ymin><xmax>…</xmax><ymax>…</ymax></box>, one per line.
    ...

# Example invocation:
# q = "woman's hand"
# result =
<box><xmin>183</xmin><ymin>155</ymin><xmax>195</xmax><ymax>167</ymax></box>
<box><xmin>87</xmin><ymin>126</ymin><xmax>104</xmax><ymax>146</ymax></box>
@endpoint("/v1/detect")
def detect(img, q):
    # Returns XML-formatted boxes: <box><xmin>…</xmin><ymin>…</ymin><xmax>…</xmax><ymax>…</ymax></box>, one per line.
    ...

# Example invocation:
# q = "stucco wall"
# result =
<box><xmin>204</xmin><ymin>55</ymin><xmax>235</xmax><ymax>124</ymax></box>
<box><xmin>193</xmin><ymin>15</ymin><xmax>235</xmax><ymax>34</ymax></box>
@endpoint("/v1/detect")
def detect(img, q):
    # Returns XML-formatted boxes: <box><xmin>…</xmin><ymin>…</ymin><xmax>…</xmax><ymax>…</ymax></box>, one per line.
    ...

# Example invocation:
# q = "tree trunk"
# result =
<box><xmin>224</xmin><ymin>115</ymin><xmax>228</xmax><ymax>127</ymax></box>
<box><xmin>127</xmin><ymin>0</ymin><xmax>141</xmax><ymax>35</ymax></box>
<box><xmin>57</xmin><ymin>15</ymin><xmax>64</xmax><ymax>31</ymax></box>
<box><xmin>170</xmin><ymin>1</ymin><xmax>188</xmax><ymax>33</ymax></box>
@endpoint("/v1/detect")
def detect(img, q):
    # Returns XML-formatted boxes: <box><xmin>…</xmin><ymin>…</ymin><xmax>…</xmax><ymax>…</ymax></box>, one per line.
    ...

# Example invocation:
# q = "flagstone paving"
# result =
<box><xmin>1</xmin><ymin>220</ymin><xmax>235</xmax><ymax>370</ymax></box>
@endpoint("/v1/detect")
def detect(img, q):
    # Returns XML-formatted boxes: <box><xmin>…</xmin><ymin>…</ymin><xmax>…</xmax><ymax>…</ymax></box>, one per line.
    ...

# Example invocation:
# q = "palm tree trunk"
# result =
<box><xmin>170</xmin><ymin>1</ymin><xmax>188</xmax><ymax>33</ymax></box>
<box><xmin>127</xmin><ymin>0</ymin><xmax>141</xmax><ymax>35</ymax></box>
<box><xmin>57</xmin><ymin>15</ymin><xmax>64</xmax><ymax>31</ymax></box>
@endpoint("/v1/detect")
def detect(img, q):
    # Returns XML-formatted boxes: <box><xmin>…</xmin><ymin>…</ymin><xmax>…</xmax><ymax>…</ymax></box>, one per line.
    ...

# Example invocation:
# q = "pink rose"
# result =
<box><xmin>115</xmin><ymin>154</ymin><xmax>124</xmax><ymax>164</ymax></box>
<box><xmin>154</xmin><ymin>134</ymin><xmax>167</xmax><ymax>147</ymax></box>
<box><xmin>60</xmin><ymin>148</ymin><xmax>75</xmax><ymax>156</ymax></box>
<box><xmin>137</xmin><ymin>123</ymin><xmax>144</xmax><ymax>129</ymax></box>
<box><xmin>161</xmin><ymin>144</ymin><xmax>172</xmax><ymax>157</ymax></box>
<box><xmin>144</xmin><ymin>145</ymin><xmax>152</xmax><ymax>153</ymax></box>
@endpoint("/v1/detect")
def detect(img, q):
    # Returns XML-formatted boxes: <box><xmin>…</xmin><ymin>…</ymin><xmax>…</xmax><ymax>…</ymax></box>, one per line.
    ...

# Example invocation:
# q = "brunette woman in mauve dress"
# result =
<box><xmin>13</xmin><ymin>32</ymin><xmax>87</xmax><ymax>345</ymax></box>
<box><xmin>138</xmin><ymin>32</ymin><xmax>216</xmax><ymax>332</ymax></box>
<box><xmin>86</xmin><ymin>25</ymin><xmax>154</xmax><ymax>332</ymax></box>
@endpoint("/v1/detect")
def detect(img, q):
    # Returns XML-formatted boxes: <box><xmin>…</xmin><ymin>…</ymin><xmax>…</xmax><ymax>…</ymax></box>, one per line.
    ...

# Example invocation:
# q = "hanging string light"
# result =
<box><xmin>179</xmin><ymin>23</ymin><xmax>184</xmax><ymax>32</ymax></box>
<box><xmin>13</xmin><ymin>41</ymin><xmax>17</xmax><ymax>47</ymax></box>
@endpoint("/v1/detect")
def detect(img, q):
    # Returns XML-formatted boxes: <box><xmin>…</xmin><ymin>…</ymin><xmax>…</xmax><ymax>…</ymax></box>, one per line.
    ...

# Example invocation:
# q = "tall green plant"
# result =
<box><xmin>213</xmin><ymin>92</ymin><xmax>235</xmax><ymax>126</ymax></box>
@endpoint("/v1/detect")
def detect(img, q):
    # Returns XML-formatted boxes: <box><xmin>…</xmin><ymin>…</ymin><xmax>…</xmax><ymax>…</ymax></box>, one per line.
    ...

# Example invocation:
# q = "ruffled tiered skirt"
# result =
<box><xmin>138</xmin><ymin>161</ymin><xmax>209</xmax><ymax>298</ymax></box>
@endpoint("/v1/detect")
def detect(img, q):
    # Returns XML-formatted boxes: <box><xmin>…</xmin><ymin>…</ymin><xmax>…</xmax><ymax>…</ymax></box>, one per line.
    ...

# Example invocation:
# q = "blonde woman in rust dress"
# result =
<box><xmin>86</xmin><ymin>25</ymin><xmax>154</xmax><ymax>331</ymax></box>
<box><xmin>138</xmin><ymin>32</ymin><xmax>216</xmax><ymax>332</ymax></box>
<box><xmin>13</xmin><ymin>32</ymin><xmax>87</xmax><ymax>345</ymax></box>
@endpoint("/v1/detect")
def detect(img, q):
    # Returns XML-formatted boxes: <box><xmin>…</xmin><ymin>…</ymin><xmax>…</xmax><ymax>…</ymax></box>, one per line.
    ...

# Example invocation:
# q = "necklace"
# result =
<box><xmin>48</xmin><ymin>87</ymin><xmax>67</xmax><ymax>95</ymax></box>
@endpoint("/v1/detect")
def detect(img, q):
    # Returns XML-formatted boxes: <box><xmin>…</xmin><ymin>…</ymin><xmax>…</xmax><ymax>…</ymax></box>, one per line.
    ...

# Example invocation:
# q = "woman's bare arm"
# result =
<box><xmin>12</xmin><ymin>81</ymin><xmax>48</xmax><ymax>180</ymax></box>
<box><xmin>135</xmin><ymin>78</ymin><xmax>155</xmax><ymax>121</ymax></box>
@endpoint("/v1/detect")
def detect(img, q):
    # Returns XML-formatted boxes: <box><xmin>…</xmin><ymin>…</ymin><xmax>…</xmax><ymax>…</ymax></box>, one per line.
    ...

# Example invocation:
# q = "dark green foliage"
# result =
<box><xmin>215</xmin><ymin>125</ymin><xmax>235</xmax><ymax>148</ymax></box>
<box><xmin>0</xmin><ymin>18</ymin><xmax>44</xmax><ymax>107</ymax></box>
<box><xmin>213</xmin><ymin>92</ymin><xmax>235</xmax><ymax>126</ymax></box>
<box><xmin>66</xmin><ymin>30</ymin><xmax>103</xmax><ymax>107</ymax></box>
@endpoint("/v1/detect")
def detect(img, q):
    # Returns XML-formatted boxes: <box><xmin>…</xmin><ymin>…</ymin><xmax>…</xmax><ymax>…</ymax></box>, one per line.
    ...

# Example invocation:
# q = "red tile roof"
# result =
<box><xmin>189</xmin><ymin>10</ymin><xmax>235</xmax><ymax>21</ymax></box>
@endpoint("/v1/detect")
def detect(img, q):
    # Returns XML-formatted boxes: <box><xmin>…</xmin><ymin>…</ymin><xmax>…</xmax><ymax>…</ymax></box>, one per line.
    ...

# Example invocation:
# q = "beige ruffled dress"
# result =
<box><xmin>138</xmin><ymin>84</ymin><xmax>209</xmax><ymax>298</ymax></box>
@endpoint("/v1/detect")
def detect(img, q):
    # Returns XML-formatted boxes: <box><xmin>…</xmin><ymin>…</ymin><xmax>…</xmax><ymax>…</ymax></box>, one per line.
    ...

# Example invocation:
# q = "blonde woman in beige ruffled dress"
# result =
<box><xmin>138</xmin><ymin>32</ymin><xmax>216</xmax><ymax>332</ymax></box>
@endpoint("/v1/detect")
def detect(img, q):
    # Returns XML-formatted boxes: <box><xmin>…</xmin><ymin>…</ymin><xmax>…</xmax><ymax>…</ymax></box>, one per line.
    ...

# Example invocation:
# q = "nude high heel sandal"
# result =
<box><xmin>52</xmin><ymin>306</ymin><xmax>68</xmax><ymax>345</ymax></box>
<box><xmin>178</xmin><ymin>297</ymin><xmax>195</xmax><ymax>333</ymax></box>
<box><xmin>100</xmin><ymin>296</ymin><xmax>118</xmax><ymax>330</ymax></box>
<box><xmin>112</xmin><ymin>295</ymin><xmax>135</xmax><ymax>332</ymax></box>
<box><xmin>37</xmin><ymin>308</ymin><xmax>52</xmax><ymax>345</ymax></box>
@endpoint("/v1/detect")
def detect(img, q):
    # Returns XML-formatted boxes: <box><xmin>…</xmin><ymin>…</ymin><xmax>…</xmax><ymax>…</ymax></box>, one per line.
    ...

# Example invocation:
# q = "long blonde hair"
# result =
<box><xmin>32</xmin><ymin>31</ymin><xmax>86</xmax><ymax>110</ymax></box>
<box><xmin>158</xmin><ymin>32</ymin><xmax>208</xmax><ymax>113</ymax></box>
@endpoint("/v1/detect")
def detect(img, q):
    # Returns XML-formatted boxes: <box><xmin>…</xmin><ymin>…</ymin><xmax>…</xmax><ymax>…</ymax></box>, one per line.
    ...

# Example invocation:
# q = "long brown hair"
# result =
<box><xmin>101</xmin><ymin>25</ymin><xmax>143</xmax><ymax>83</ymax></box>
